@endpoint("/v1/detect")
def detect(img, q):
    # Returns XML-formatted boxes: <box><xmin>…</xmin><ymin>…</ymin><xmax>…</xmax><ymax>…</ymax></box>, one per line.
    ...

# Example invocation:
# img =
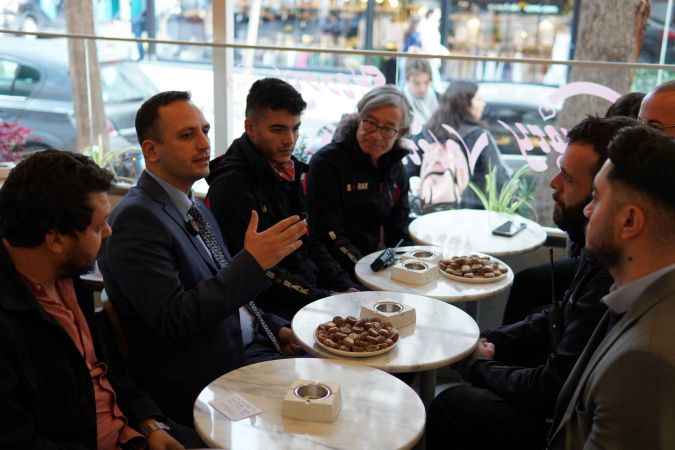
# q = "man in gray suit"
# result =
<box><xmin>548</xmin><ymin>124</ymin><xmax>675</xmax><ymax>449</ymax></box>
<box><xmin>99</xmin><ymin>91</ymin><xmax>307</xmax><ymax>426</ymax></box>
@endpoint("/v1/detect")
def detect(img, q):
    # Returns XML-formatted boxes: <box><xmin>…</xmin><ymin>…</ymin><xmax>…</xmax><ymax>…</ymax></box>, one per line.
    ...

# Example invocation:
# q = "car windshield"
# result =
<box><xmin>100</xmin><ymin>62</ymin><xmax>156</xmax><ymax>103</ymax></box>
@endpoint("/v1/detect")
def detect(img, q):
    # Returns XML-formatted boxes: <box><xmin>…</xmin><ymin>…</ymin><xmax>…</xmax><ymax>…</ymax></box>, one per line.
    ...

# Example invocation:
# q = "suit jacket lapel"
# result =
<box><xmin>549</xmin><ymin>312</ymin><xmax>609</xmax><ymax>440</ymax></box>
<box><xmin>137</xmin><ymin>172</ymin><xmax>219</xmax><ymax>273</ymax></box>
<box><xmin>550</xmin><ymin>270</ymin><xmax>675</xmax><ymax>443</ymax></box>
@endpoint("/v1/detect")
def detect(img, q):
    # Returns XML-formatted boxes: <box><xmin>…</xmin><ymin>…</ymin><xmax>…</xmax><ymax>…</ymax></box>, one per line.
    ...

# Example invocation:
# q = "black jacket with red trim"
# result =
<box><xmin>306</xmin><ymin>115</ymin><xmax>411</xmax><ymax>275</ymax></box>
<box><xmin>206</xmin><ymin>134</ymin><xmax>357</xmax><ymax>320</ymax></box>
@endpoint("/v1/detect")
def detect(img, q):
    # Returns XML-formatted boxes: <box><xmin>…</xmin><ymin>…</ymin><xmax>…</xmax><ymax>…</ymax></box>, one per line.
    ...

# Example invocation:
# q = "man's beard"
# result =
<box><xmin>59</xmin><ymin>256</ymin><xmax>96</xmax><ymax>279</ymax></box>
<box><xmin>586</xmin><ymin>226</ymin><xmax>622</xmax><ymax>270</ymax></box>
<box><xmin>553</xmin><ymin>197</ymin><xmax>589</xmax><ymax>245</ymax></box>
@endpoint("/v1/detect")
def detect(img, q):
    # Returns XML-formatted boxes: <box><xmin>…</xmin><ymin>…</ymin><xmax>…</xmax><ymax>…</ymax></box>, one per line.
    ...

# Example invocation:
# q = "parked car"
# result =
<box><xmin>0</xmin><ymin>37</ymin><xmax>157</xmax><ymax>178</ymax></box>
<box><xmin>479</xmin><ymin>82</ymin><xmax>561</xmax><ymax>159</ymax></box>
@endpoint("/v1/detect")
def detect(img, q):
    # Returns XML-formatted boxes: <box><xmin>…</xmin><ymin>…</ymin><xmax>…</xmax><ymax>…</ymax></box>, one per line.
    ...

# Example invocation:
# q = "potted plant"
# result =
<box><xmin>467</xmin><ymin>164</ymin><xmax>538</xmax><ymax>222</ymax></box>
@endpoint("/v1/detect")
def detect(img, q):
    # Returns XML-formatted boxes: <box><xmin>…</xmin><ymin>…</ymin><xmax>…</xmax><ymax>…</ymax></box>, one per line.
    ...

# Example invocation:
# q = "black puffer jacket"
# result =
<box><xmin>206</xmin><ymin>134</ymin><xmax>356</xmax><ymax>319</ymax></box>
<box><xmin>463</xmin><ymin>249</ymin><xmax>611</xmax><ymax>416</ymax></box>
<box><xmin>306</xmin><ymin>115</ymin><xmax>411</xmax><ymax>274</ymax></box>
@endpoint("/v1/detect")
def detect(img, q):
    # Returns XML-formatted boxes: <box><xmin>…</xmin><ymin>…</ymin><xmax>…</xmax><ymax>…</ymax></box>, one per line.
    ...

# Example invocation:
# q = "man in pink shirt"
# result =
<box><xmin>0</xmin><ymin>150</ymin><xmax>199</xmax><ymax>449</ymax></box>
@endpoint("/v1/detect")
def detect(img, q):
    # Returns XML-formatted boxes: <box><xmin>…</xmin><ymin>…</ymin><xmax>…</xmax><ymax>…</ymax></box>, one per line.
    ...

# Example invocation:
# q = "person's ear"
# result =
<box><xmin>44</xmin><ymin>230</ymin><xmax>71</xmax><ymax>256</ymax></box>
<box><xmin>244</xmin><ymin>117</ymin><xmax>255</xmax><ymax>138</ymax></box>
<box><xmin>619</xmin><ymin>204</ymin><xmax>646</xmax><ymax>240</ymax></box>
<box><xmin>141</xmin><ymin>139</ymin><xmax>159</xmax><ymax>164</ymax></box>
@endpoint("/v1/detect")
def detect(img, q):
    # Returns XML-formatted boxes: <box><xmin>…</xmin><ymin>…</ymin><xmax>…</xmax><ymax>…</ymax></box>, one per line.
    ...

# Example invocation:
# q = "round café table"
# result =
<box><xmin>291</xmin><ymin>291</ymin><xmax>479</xmax><ymax>409</ymax></box>
<box><xmin>194</xmin><ymin>358</ymin><xmax>425</xmax><ymax>450</ymax></box>
<box><xmin>408</xmin><ymin>209</ymin><xmax>547</xmax><ymax>257</ymax></box>
<box><xmin>355</xmin><ymin>246</ymin><xmax>514</xmax><ymax>303</ymax></box>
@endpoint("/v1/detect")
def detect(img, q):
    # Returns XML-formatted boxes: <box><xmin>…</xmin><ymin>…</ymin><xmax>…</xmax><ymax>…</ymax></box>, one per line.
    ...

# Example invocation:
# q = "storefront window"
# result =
<box><xmin>2</xmin><ymin>0</ymin><xmax>675</xmax><ymax>228</ymax></box>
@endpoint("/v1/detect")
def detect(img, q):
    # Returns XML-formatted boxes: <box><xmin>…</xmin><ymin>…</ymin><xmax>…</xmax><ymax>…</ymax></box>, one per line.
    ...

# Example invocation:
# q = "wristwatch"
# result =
<box><xmin>139</xmin><ymin>419</ymin><xmax>171</xmax><ymax>437</ymax></box>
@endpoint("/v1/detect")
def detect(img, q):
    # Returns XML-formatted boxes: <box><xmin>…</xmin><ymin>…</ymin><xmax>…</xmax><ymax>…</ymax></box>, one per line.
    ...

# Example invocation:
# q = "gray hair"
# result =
<box><xmin>357</xmin><ymin>85</ymin><xmax>413</xmax><ymax>135</ymax></box>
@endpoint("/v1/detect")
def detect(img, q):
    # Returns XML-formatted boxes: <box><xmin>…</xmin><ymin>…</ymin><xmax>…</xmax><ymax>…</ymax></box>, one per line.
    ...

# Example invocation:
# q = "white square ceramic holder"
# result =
<box><xmin>390</xmin><ymin>259</ymin><xmax>436</xmax><ymax>285</ymax></box>
<box><xmin>281</xmin><ymin>380</ymin><xmax>341</xmax><ymax>423</ymax></box>
<box><xmin>360</xmin><ymin>300</ymin><xmax>416</xmax><ymax>329</ymax></box>
<box><xmin>400</xmin><ymin>248</ymin><xmax>441</xmax><ymax>264</ymax></box>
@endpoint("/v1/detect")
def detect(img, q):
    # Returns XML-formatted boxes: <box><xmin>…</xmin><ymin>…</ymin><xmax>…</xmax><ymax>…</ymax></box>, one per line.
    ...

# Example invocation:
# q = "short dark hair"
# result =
<box><xmin>605</xmin><ymin>92</ymin><xmax>645</xmax><ymax>118</ymax></box>
<box><xmin>606</xmin><ymin>125</ymin><xmax>675</xmax><ymax>214</ymax></box>
<box><xmin>566</xmin><ymin>116</ymin><xmax>640</xmax><ymax>173</ymax></box>
<box><xmin>245</xmin><ymin>78</ymin><xmax>306</xmax><ymax>118</ymax></box>
<box><xmin>135</xmin><ymin>90</ymin><xmax>191</xmax><ymax>144</ymax></box>
<box><xmin>0</xmin><ymin>150</ymin><xmax>114</xmax><ymax>247</ymax></box>
<box><xmin>405</xmin><ymin>59</ymin><xmax>432</xmax><ymax>80</ymax></box>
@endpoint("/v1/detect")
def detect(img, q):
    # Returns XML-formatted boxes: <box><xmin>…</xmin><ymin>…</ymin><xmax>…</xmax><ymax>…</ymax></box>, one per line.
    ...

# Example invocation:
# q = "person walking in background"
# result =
<box><xmin>402</xmin><ymin>59</ymin><xmax>439</xmax><ymax>132</ymax></box>
<box><xmin>131</xmin><ymin>4</ymin><xmax>148</xmax><ymax>61</ymax></box>
<box><xmin>402</xmin><ymin>15</ymin><xmax>422</xmax><ymax>52</ymax></box>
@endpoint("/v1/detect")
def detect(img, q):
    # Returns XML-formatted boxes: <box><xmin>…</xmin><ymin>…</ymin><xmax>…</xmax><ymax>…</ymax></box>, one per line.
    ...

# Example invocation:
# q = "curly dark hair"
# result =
<box><xmin>245</xmin><ymin>78</ymin><xmax>307</xmax><ymax>118</ymax></box>
<box><xmin>566</xmin><ymin>116</ymin><xmax>640</xmax><ymax>173</ymax></box>
<box><xmin>0</xmin><ymin>150</ymin><xmax>114</xmax><ymax>247</ymax></box>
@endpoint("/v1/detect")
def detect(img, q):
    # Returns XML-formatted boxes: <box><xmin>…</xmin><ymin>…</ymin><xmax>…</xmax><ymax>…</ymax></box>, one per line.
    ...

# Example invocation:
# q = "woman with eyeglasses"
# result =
<box><xmin>307</xmin><ymin>85</ymin><xmax>413</xmax><ymax>276</ymax></box>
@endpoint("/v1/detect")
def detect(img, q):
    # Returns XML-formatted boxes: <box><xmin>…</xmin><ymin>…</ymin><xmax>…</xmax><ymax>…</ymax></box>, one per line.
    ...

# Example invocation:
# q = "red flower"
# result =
<box><xmin>0</xmin><ymin>122</ymin><xmax>31</xmax><ymax>162</ymax></box>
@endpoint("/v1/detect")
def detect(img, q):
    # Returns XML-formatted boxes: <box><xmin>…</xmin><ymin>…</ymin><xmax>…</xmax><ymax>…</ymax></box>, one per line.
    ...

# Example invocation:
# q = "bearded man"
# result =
<box><xmin>426</xmin><ymin>116</ymin><xmax>638</xmax><ymax>450</ymax></box>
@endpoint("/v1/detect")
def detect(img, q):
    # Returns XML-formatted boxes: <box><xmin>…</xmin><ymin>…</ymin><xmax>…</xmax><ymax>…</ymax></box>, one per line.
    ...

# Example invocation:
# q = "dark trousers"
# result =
<box><xmin>502</xmin><ymin>257</ymin><xmax>577</xmax><ymax>325</ymax></box>
<box><xmin>426</xmin><ymin>383</ymin><xmax>548</xmax><ymax>450</ymax></box>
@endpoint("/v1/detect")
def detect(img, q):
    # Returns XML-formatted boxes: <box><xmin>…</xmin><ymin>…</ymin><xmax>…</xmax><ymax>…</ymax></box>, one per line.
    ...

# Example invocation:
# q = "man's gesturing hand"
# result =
<box><xmin>244</xmin><ymin>210</ymin><xmax>308</xmax><ymax>269</ymax></box>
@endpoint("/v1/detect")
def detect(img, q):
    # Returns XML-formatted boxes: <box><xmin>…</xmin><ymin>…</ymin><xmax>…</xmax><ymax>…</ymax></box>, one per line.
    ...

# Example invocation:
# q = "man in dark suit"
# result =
<box><xmin>548</xmin><ymin>125</ymin><xmax>675</xmax><ymax>449</ymax></box>
<box><xmin>99</xmin><ymin>91</ymin><xmax>307</xmax><ymax>426</ymax></box>
<box><xmin>0</xmin><ymin>150</ymin><xmax>198</xmax><ymax>449</ymax></box>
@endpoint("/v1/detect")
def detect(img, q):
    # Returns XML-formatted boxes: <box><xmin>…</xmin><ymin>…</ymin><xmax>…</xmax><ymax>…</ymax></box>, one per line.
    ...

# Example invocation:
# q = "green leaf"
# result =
<box><xmin>468</xmin><ymin>182</ymin><xmax>490</xmax><ymax>209</ymax></box>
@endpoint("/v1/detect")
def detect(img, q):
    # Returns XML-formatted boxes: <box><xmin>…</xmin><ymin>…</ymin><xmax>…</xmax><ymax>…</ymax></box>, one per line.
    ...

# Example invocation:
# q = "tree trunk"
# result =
<box><xmin>534</xmin><ymin>0</ymin><xmax>650</xmax><ymax>225</ymax></box>
<box><xmin>65</xmin><ymin>0</ymin><xmax>109</xmax><ymax>153</ymax></box>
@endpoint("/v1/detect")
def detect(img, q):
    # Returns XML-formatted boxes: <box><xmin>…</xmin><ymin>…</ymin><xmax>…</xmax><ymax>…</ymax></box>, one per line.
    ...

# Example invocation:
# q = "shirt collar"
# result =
<box><xmin>602</xmin><ymin>263</ymin><xmax>675</xmax><ymax>314</ymax></box>
<box><xmin>145</xmin><ymin>169</ymin><xmax>194</xmax><ymax>219</ymax></box>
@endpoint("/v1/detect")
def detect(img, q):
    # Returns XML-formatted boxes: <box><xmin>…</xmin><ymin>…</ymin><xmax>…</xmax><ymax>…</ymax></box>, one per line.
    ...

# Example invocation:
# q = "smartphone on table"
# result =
<box><xmin>492</xmin><ymin>220</ymin><xmax>526</xmax><ymax>237</ymax></box>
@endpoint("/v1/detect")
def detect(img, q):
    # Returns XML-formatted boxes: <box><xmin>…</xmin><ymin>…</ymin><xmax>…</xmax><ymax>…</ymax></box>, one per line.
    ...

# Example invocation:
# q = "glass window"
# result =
<box><xmin>100</xmin><ymin>61</ymin><xmax>156</xmax><ymax>103</ymax></box>
<box><xmin>13</xmin><ymin>64</ymin><xmax>40</xmax><ymax>96</ymax></box>
<box><xmin>0</xmin><ymin>59</ymin><xmax>18</xmax><ymax>95</ymax></box>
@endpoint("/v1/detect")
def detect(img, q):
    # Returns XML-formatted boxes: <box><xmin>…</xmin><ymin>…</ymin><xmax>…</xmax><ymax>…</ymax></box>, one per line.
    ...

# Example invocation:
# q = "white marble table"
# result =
<box><xmin>408</xmin><ymin>209</ymin><xmax>547</xmax><ymax>257</ymax></box>
<box><xmin>194</xmin><ymin>358</ymin><xmax>425</xmax><ymax>450</ymax></box>
<box><xmin>355</xmin><ymin>246</ymin><xmax>514</xmax><ymax>304</ymax></box>
<box><xmin>291</xmin><ymin>291</ymin><xmax>479</xmax><ymax>408</ymax></box>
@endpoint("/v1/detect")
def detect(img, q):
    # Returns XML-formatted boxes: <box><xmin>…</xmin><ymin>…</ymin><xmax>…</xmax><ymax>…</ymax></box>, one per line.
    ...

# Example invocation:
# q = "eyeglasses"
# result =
<box><xmin>360</xmin><ymin>117</ymin><xmax>400</xmax><ymax>139</ymax></box>
<box><xmin>639</xmin><ymin>118</ymin><xmax>675</xmax><ymax>131</ymax></box>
